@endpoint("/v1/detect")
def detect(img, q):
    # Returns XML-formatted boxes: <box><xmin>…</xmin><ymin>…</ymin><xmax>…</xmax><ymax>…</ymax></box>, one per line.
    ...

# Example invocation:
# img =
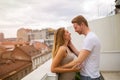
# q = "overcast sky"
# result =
<box><xmin>0</xmin><ymin>0</ymin><xmax>115</xmax><ymax>38</ymax></box>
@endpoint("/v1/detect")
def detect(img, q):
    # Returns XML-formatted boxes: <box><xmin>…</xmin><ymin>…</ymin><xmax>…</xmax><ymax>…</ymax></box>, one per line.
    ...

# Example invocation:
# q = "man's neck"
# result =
<box><xmin>83</xmin><ymin>27</ymin><xmax>90</xmax><ymax>36</ymax></box>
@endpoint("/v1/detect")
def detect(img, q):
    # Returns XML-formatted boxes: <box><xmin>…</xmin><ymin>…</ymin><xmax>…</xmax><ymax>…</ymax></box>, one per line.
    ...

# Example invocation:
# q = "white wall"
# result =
<box><xmin>100</xmin><ymin>52</ymin><xmax>120</xmax><ymax>71</ymax></box>
<box><xmin>89</xmin><ymin>14</ymin><xmax>120</xmax><ymax>52</ymax></box>
<box><xmin>67</xmin><ymin>14</ymin><xmax>120</xmax><ymax>71</ymax></box>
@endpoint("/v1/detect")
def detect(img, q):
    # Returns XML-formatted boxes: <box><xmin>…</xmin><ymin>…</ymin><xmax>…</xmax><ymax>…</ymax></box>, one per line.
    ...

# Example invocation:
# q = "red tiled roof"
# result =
<box><xmin>0</xmin><ymin>59</ymin><xmax>31</xmax><ymax>79</ymax></box>
<box><xmin>0</xmin><ymin>46</ymin><xmax>6</xmax><ymax>52</ymax></box>
<box><xmin>33</xmin><ymin>42</ymin><xmax>48</xmax><ymax>50</ymax></box>
<box><xmin>16</xmin><ymin>45</ymin><xmax>40</xmax><ymax>56</ymax></box>
<box><xmin>1</xmin><ymin>51</ymin><xmax>13</xmax><ymax>59</ymax></box>
<box><xmin>1</xmin><ymin>41</ymin><xmax>29</xmax><ymax>46</ymax></box>
<box><xmin>1</xmin><ymin>45</ymin><xmax>41</xmax><ymax>61</ymax></box>
<box><xmin>1</xmin><ymin>49</ymin><xmax>30</xmax><ymax>61</ymax></box>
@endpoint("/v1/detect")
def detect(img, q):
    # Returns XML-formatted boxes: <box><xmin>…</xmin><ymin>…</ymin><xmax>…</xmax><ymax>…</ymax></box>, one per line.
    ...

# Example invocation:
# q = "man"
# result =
<box><xmin>63</xmin><ymin>15</ymin><xmax>104</xmax><ymax>80</ymax></box>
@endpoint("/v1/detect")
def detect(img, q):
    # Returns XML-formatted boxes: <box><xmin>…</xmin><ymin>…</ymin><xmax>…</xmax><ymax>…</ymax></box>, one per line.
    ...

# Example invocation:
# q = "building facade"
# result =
<box><xmin>0</xmin><ymin>33</ymin><xmax>4</xmax><ymax>42</ymax></box>
<box><xmin>17</xmin><ymin>28</ymin><xmax>55</xmax><ymax>43</ymax></box>
<box><xmin>17</xmin><ymin>28</ymin><xmax>32</xmax><ymax>42</ymax></box>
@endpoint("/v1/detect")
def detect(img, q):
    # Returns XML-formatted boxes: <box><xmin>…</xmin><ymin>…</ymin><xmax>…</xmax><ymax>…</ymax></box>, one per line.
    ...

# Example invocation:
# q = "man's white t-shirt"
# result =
<box><xmin>80</xmin><ymin>32</ymin><xmax>101</xmax><ymax>78</ymax></box>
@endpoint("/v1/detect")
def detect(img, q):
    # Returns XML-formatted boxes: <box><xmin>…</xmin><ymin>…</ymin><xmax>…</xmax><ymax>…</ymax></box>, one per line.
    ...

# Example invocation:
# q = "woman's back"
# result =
<box><xmin>59</xmin><ymin>47</ymin><xmax>76</xmax><ymax>80</ymax></box>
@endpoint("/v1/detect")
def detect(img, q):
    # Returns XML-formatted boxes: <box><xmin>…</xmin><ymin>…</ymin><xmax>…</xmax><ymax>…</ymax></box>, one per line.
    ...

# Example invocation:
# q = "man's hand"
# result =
<box><xmin>73</xmin><ymin>66</ymin><xmax>81</xmax><ymax>72</ymax></box>
<box><xmin>68</xmin><ymin>40</ymin><xmax>72</xmax><ymax>47</ymax></box>
<box><xmin>72</xmin><ymin>63</ymin><xmax>81</xmax><ymax>69</ymax></box>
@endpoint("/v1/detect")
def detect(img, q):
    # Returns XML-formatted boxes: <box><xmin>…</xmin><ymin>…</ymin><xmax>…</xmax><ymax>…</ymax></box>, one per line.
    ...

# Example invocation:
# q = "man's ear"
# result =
<box><xmin>81</xmin><ymin>22</ymin><xmax>84</xmax><ymax>26</ymax></box>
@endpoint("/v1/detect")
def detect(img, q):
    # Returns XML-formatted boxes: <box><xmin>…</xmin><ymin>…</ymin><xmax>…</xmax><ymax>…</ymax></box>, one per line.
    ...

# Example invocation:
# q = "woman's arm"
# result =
<box><xmin>61</xmin><ymin>50</ymin><xmax>90</xmax><ymax>68</ymax></box>
<box><xmin>61</xmin><ymin>59</ymin><xmax>78</xmax><ymax>68</ymax></box>
<box><xmin>51</xmin><ymin>46</ymin><xmax>79</xmax><ymax>73</ymax></box>
<box><xmin>51</xmin><ymin>66</ymin><xmax>80</xmax><ymax>73</ymax></box>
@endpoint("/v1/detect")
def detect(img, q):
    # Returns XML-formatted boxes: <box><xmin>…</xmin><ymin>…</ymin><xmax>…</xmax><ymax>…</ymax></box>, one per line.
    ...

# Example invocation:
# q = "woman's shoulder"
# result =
<box><xmin>59</xmin><ymin>46</ymin><xmax>67</xmax><ymax>51</ymax></box>
<box><xmin>57</xmin><ymin>46</ymin><xmax>67</xmax><ymax>57</ymax></box>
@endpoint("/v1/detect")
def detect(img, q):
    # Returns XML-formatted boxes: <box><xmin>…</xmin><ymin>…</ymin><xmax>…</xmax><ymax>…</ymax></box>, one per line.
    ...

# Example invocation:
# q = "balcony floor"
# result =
<box><xmin>101</xmin><ymin>71</ymin><xmax>120</xmax><ymax>80</ymax></box>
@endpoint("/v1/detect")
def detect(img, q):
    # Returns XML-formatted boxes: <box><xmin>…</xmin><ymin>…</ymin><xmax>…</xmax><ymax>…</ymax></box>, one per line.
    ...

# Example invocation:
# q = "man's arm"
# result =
<box><xmin>62</xmin><ymin>49</ymin><xmax>90</xmax><ymax>68</ymax></box>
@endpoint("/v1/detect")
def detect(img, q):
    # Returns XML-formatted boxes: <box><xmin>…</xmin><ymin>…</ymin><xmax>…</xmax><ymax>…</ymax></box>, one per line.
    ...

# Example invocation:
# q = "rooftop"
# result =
<box><xmin>0</xmin><ymin>59</ymin><xmax>31</xmax><ymax>79</ymax></box>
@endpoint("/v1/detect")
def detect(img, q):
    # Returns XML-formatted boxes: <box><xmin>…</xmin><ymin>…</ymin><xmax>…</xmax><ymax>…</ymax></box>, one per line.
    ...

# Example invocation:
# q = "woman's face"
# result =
<box><xmin>64</xmin><ymin>30</ymin><xmax>71</xmax><ymax>41</ymax></box>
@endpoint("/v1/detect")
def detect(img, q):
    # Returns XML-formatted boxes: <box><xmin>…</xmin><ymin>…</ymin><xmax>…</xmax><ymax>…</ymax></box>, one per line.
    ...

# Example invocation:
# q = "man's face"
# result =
<box><xmin>73</xmin><ymin>23</ymin><xmax>82</xmax><ymax>35</ymax></box>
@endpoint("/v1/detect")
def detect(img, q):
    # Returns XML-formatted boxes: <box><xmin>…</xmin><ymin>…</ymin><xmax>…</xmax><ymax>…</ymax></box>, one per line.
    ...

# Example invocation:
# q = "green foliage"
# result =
<box><xmin>75</xmin><ymin>72</ymin><xmax>80</xmax><ymax>80</ymax></box>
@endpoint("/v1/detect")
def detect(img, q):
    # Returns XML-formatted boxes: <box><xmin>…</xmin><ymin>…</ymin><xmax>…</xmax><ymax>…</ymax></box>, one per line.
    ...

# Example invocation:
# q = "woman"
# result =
<box><xmin>51</xmin><ymin>27</ymin><xmax>80</xmax><ymax>80</ymax></box>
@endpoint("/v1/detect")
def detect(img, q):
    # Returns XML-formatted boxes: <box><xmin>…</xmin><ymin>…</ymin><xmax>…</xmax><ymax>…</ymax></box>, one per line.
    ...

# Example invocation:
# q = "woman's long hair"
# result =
<box><xmin>52</xmin><ymin>27</ymin><xmax>65</xmax><ymax>58</ymax></box>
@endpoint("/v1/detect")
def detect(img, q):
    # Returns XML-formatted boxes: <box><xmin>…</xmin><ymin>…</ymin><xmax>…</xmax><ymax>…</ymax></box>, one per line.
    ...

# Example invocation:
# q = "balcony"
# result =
<box><xmin>22</xmin><ymin>58</ymin><xmax>120</xmax><ymax>80</ymax></box>
<box><xmin>22</xmin><ymin>14</ymin><xmax>120</xmax><ymax>80</ymax></box>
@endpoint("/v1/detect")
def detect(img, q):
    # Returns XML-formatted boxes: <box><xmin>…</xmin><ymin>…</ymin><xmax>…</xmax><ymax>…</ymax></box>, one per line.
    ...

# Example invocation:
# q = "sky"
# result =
<box><xmin>0</xmin><ymin>0</ymin><xmax>115</xmax><ymax>38</ymax></box>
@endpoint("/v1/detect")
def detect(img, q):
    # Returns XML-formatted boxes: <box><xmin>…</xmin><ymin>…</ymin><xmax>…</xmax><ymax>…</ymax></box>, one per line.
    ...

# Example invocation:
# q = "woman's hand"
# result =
<box><xmin>72</xmin><ymin>64</ymin><xmax>81</xmax><ymax>72</ymax></box>
<box><xmin>72</xmin><ymin>63</ymin><xmax>81</xmax><ymax>70</ymax></box>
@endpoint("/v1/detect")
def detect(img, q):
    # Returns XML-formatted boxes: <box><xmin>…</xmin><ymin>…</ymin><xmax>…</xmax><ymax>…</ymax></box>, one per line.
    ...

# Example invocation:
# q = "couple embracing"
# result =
<box><xmin>51</xmin><ymin>15</ymin><xmax>104</xmax><ymax>80</ymax></box>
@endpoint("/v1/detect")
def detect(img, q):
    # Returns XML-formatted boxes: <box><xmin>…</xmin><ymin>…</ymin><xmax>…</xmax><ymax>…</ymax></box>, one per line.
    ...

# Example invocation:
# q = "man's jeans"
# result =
<box><xmin>80</xmin><ymin>73</ymin><xmax>104</xmax><ymax>80</ymax></box>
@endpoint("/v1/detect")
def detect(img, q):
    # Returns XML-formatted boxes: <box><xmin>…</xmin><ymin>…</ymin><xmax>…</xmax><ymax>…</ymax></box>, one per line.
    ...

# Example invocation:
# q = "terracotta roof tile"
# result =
<box><xmin>1</xmin><ymin>51</ymin><xmax>13</xmax><ymax>59</ymax></box>
<box><xmin>33</xmin><ymin>42</ymin><xmax>49</xmax><ymax>51</ymax></box>
<box><xmin>0</xmin><ymin>59</ymin><xmax>31</xmax><ymax>79</ymax></box>
<box><xmin>17</xmin><ymin>45</ymin><xmax>40</xmax><ymax>56</ymax></box>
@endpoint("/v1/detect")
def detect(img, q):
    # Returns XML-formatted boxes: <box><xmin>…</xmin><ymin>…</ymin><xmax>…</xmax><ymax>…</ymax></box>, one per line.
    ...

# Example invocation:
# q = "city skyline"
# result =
<box><xmin>0</xmin><ymin>0</ymin><xmax>115</xmax><ymax>38</ymax></box>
